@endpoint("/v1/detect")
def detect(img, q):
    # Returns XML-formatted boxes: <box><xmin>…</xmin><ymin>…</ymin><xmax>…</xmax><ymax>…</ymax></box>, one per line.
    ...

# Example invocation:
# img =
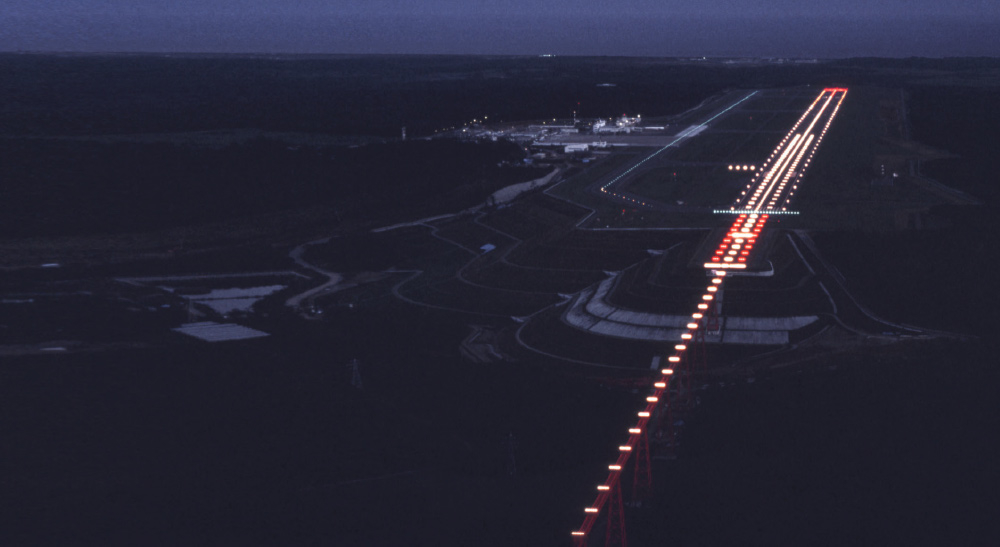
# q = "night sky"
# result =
<box><xmin>3</xmin><ymin>0</ymin><xmax>1000</xmax><ymax>57</ymax></box>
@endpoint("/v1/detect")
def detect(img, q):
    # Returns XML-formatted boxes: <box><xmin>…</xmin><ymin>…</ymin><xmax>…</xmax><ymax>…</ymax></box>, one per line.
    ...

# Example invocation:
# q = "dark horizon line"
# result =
<box><xmin>3</xmin><ymin>50</ymin><xmax>999</xmax><ymax>61</ymax></box>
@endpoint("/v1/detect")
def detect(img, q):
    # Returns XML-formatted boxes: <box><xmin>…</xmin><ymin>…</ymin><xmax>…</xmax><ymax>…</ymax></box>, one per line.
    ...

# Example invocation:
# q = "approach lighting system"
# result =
<box><xmin>572</xmin><ymin>88</ymin><xmax>847</xmax><ymax>544</ymax></box>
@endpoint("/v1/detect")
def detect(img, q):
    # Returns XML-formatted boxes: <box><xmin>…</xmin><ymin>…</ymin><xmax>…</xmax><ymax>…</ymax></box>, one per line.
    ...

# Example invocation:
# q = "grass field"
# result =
<box><xmin>625</xmin><ymin>165</ymin><xmax>741</xmax><ymax>207</ymax></box>
<box><xmin>547</xmin><ymin>151</ymin><xmax>645</xmax><ymax>210</ymax></box>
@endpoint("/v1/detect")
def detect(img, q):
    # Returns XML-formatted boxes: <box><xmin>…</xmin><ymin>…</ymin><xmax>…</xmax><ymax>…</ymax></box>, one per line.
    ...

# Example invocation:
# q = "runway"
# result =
<box><xmin>728</xmin><ymin>88</ymin><xmax>848</xmax><ymax>213</ymax></box>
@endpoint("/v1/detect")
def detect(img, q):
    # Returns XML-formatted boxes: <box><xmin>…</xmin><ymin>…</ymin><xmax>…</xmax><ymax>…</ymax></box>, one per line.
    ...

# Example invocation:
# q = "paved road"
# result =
<box><xmin>788</xmin><ymin>230</ymin><xmax>947</xmax><ymax>337</ymax></box>
<box><xmin>285</xmin><ymin>238</ymin><xmax>343</xmax><ymax>312</ymax></box>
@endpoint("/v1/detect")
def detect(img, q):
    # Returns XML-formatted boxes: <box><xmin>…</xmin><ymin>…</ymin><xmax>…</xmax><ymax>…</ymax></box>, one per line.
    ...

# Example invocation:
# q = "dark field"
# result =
<box><xmin>2</xmin><ymin>55</ymin><xmax>999</xmax><ymax>546</ymax></box>
<box><xmin>1</xmin><ymin>307</ymin><xmax>637</xmax><ymax>546</ymax></box>
<box><xmin>632</xmin><ymin>339</ymin><xmax>1000</xmax><ymax>546</ymax></box>
<box><xmin>0</xmin><ymin>137</ymin><xmax>545</xmax><ymax>237</ymax></box>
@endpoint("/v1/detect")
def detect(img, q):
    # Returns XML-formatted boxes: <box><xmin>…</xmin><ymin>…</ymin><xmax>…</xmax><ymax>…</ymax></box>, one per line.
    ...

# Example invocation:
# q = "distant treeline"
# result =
<box><xmin>0</xmin><ymin>54</ymin><xmax>909</xmax><ymax>138</ymax></box>
<box><xmin>2</xmin><ymin>54</ymin><xmax>998</xmax><ymax>139</ymax></box>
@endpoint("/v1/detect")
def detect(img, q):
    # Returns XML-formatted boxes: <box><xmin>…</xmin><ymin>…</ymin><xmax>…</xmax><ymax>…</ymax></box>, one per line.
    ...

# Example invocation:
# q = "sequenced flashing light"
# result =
<box><xmin>703</xmin><ymin>263</ymin><xmax>747</xmax><ymax>269</ymax></box>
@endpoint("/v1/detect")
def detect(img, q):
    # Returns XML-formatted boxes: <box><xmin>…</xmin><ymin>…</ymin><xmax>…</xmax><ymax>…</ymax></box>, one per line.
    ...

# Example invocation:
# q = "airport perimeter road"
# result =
<box><xmin>787</xmin><ymin>230</ymin><xmax>926</xmax><ymax>337</ymax></box>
